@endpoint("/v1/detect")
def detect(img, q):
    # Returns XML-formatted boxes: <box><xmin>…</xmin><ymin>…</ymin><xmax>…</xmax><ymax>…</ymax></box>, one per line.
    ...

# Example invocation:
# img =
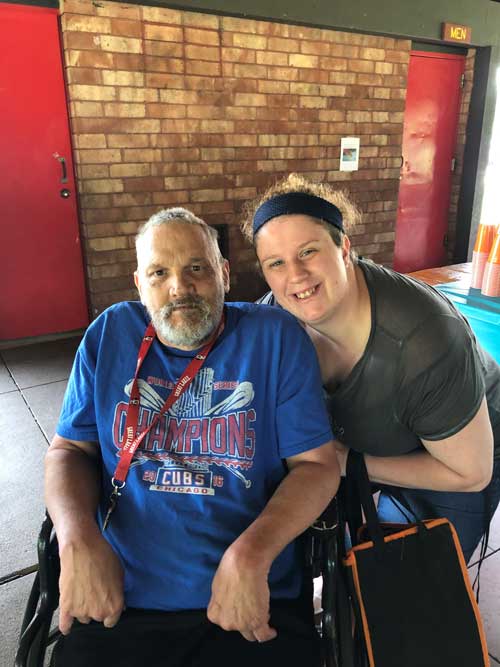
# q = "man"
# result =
<box><xmin>45</xmin><ymin>207</ymin><xmax>339</xmax><ymax>667</ymax></box>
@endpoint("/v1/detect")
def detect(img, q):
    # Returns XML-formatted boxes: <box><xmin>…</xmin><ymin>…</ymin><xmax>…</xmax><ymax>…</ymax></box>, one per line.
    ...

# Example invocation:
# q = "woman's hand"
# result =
<box><xmin>335</xmin><ymin>441</ymin><xmax>350</xmax><ymax>476</ymax></box>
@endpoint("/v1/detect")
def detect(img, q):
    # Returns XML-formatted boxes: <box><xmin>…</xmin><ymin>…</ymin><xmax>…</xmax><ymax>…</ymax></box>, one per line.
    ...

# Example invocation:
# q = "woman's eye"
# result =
<box><xmin>154</xmin><ymin>269</ymin><xmax>165</xmax><ymax>277</ymax></box>
<box><xmin>268</xmin><ymin>259</ymin><xmax>283</xmax><ymax>269</ymax></box>
<box><xmin>191</xmin><ymin>264</ymin><xmax>202</xmax><ymax>272</ymax></box>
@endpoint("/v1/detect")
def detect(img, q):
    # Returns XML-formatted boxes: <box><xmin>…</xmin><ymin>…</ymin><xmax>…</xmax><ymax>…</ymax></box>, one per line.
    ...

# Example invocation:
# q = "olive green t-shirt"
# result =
<box><xmin>325</xmin><ymin>260</ymin><xmax>500</xmax><ymax>459</ymax></box>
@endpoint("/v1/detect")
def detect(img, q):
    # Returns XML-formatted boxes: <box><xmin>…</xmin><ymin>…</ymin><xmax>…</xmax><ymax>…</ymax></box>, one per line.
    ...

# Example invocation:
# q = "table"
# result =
<box><xmin>408</xmin><ymin>263</ymin><xmax>500</xmax><ymax>363</ymax></box>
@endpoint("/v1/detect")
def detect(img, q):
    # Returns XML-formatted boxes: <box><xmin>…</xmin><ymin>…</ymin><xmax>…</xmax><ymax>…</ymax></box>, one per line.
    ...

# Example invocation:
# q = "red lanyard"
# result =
<box><xmin>102</xmin><ymin>314</ymin><xmax>224</xmax><ymax>531</ymax></box>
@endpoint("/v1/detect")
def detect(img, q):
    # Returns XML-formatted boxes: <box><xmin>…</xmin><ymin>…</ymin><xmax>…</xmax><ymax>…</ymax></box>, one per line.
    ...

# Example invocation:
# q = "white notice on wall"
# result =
<box><xmin>340</xmin><ymin>137</ymin><xmax>360</xmax><ymax>171</ymax></box>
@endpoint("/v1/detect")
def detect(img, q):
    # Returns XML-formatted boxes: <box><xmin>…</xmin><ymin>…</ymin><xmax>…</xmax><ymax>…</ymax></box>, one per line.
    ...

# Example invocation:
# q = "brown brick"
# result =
<box><xmin>255</xmin><ymin>51</ymin><xmax>287</xmax><ymax>66</ymax></box>
<box><xmin>185</xmin><ymin>45</ymin><xmax>220</xmax><ymax>61</ymax></box>
<box><xmin>258</xmin><ymin>80</ymin><xmax>289</xmax><ymax>94</ymax></box>
<box><xmin>188</xmin><ymin>162</ymin><xmax>223</xmax><ymax>175</ymax></box>
<box><xmin>185</xmin><ymin>27</ymin><xmax>219</xmax><ymax>45</ymax></box>
<box><xmin>375</xmin><ymin>62</ymin><xmax>394</xmax><ymax>75</ymax></box>
<box><xmin>89</xmin><ymin>236</ymin><xmax>130</xmax><ymax>251</ymax></box>
<box><xmin>110</xmin><ymin>163</ymin><xmax>152</xmax><ymax>177</ymax></box>
<box><xmin>185</xmin><ymin>61</ymin><xmax>221</xmax><ymax>76</ymax></box>
<box><xmin>357</xmin><ymin>74</ymin><xmax>384</xmax><ymax>86</ymax></box>
<box><xmin>233</xmin><ymin>33</ymin><xmax>267</xmax><ymax>50</ymax></box>
<box><xmin>119</xmin><ymin>87</ymin><xmax>158</xmax><ymax>103</ymax></box>
<box><xmin>101</xmin><ymin>70</ymin><xmax>144</xmax><ymax>87</ymax></box>
<box><xmin>104</xmin><ymin>102</ymin><xmax>145</xmax><ymax>117</ymax></box>
<box><xmin>78</xmin><ymin>148</ymin><xmax>122</xmax><ymax>163</ymax></box>
<box><xmin>160</xmin><ymin>119</ymin><xmax>200</xmax><ymax>133</ymax></box>
<box><xmin>147</xmin><ymin>103</ymin><xmax>186</xmax><ymax>118</ymax></box>
<box><xmin>222</xmin><ymin>48</ymin><xmax>256</xmax><ymax>64</ymax></box>
<box><xmin>221</xmin><ymin>16</ymin><xmax>258</xmax><ymax>33</ymax></box>
<box><xmin>300</xmin><ymin>40</ymin><xmax>331</xmax><ymax>56</ymax></box>
<box><xmin>66</xmin><ymin>67</ymin><xmax>102</xmax><ymax>85</ymax></box>
<box><xmin>159</xmin><ymin>89</ymin><xmax>198</xmax><ymax>104</ymax></box>
<box><xmin>145</xmin><ymin>56</ymin><xmax>185</xmax><ymax>74</ymax></box>
<box><xmin>109</xmin><ymin>18</ymin><xmax>142</xmax><ymax>38</ymax></box>
<box><xmin>144</xmin><ymin>25</ymin><xmax>183</xmax><ymax>42</ymax></box>
<box><xmin>233</xmin><ymin>64</ymin><xmax>267</xmax><ymax>78</ymax></box>
<box><xmin>183</xmin><ymin>12</ymin><xmax>219</xmax><ymax>29</ymax></box>
<box><xmin>200</xmin><ymin>120</ymin><xmax>234</xmax><ymax>133</ymax></box>
<box><xmin>234</xmin><ymin>92</ymin><xmax>267</xmax><ymax>106</ymax></box>
<box><xmin>123</xmin><ymin>176</ymin><xmax>164</xmax><ymax>192</ymax></box>
<box><xmin>114</xmin><ymin>54</ymin><xmax>145</xmax><ymax>70</ymax></box>
<box><xmin>77</xmin><ymin>165</ymin><xmax>109</xmax><ymax>180</ymax></box>
<box><xmin>153</xmin><ymin>190</ymin><xmax>190</xmax><ymax>205</ymax></box>
<box><xmin>100</xmin><ymin>36</ymin><xmax>142</xmax><ymax>53</ymax></box>
<box><xmin>62</xmin><ymin>14</ymin><xmax>111</xmax><ymax>33</ymax></box>
<box><xmin>64</xmin><ymin>50</ymin><xmax>113</xmax><ymax>67</ymax></box>
<box><xmin>123</xmin><ymin>148</ymin><xmax>162</xmax><ymax>162</ymax></box>
<box><xmin>75</xmin><ymin>134</ymin><xmax>107</xmax><ymax>148</ymax></box>
<box><xmin>70</xmin><ymin>84</ymin><xmax>116</xmax><ymax>101</ymax></box>
<box><xmin>142</xmin><ymin>6</ymin><xmax>182</xmax><ymax>23</ymax></box>
<box><xmin>190</xmin><ymin>188</ymin><xmax>224</xmax><ymax>202</ymax></box>
<box><xmin>95</xmin><ymin>3</ymin><xmax>141</xmax><ymax>20</ymax></box>
<box><xmin>289</xmin><ymin>54</ymin><xmax>318</xmax><ymax>68</ymax></box>
<box><xmin>268</xmin><ymin>37</ymin><xmax>300</xmax><ymax>52</ymax></box>
<box><xmin>319</xmin><ymin>56</ymin><xmax>348</xmax><ymax>71</ymax></box>
<box><xmin>112</xmin><ymin>192</ymin><xmax>153</xmax><ymax>207</ymax></box>
<box><xmin>81</xmin><ymin>178</ymin><xmax>124</xmax><ymax>193</ymax></box>
<box><xmin>80</xmin><ymin>193</ymin><xmax>113</xmax><ymax>209</ymax></box>
<box><xmin>187</xmin><ymin>105</ymin><xmax>225</xmax><ymax>119</ymax></box>
<box><xmin>72</xmin><ymin>101</ymin><xmax>104</xmax><ymax>116</ymax></box>
<box><xmin>360</xmin><ymin>47</ymin><xmax>386</xmax><ymax>60</ymax></box>
<box><xmin>63</xmin><ymin>31</ymin><xmax>100</xmax><ymax>50</ymax></box>
<box><xmin>145</xmin><ymin>40</ymin><xmax>184</xmax><ymax>58</ymax></box>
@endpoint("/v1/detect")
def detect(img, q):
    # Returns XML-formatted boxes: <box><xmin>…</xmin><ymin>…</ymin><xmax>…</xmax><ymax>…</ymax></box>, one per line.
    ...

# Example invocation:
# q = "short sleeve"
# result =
<box><xmin>402</xmin><ymin>315</ymin><xmax>485</xmax><ymax>441</ymax></box>
<box><xmin>275</xmin><ymin>320</ymin><xmax>333</xmax><ymax>458</ymax></box>
<box><xmin>56</xmin><ymin>328</ymin><xmax>100</xmax><ymax>443</ymax></box>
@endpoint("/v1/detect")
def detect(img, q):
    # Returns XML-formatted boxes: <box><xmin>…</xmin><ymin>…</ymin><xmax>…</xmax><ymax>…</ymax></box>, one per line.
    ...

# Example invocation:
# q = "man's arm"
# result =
<box><xmin>207</xmin><ymin>440</ymin><xmax>340</xmax><ymax>642</ymax></box>
<box><xmin>45</xmin><ymin>434</ymin><xmax>124</xmax><ymax>634</ymax></box>
<box><xmin>335</xmin><ymin>397</ymin><xmax>494</xmax><ymax>492</ymax></box>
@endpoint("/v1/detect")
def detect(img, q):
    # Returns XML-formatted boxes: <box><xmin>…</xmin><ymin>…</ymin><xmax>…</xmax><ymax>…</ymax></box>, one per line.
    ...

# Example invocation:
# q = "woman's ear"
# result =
<box><xmin>342</xmin><ymin>234</ymin><xmax>351</xmax><ymax>266</ymax></box>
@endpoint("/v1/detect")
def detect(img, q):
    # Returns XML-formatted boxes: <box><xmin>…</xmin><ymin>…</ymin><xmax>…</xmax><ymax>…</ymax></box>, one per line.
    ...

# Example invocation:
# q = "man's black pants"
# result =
<box><xmin>52</xmin><ymin>599</ymin><xmax>321</xmax><ymax>667</ymax></box>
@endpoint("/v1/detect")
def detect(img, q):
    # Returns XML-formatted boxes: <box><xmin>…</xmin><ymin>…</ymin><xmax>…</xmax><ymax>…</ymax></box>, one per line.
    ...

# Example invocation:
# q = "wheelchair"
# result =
<box><xmin>15</xmin><ymin>498</ymin><xmax>350</xmax><ymax>667</ymax></box>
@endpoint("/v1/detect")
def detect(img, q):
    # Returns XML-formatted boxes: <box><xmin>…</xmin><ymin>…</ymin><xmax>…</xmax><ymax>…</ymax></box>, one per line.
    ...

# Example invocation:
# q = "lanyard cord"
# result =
<box><xmin>112</xmin><ymin>313</ymin><xmax>225</xmax><ymax>490</ymax></box>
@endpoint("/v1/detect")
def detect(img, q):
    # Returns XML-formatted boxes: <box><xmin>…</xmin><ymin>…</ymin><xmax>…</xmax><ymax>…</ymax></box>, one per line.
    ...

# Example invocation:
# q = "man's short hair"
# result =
<box><xmin>136</xmin><ymin>208</ymin><xmax>224</xmax><ymax>264</ymax></box>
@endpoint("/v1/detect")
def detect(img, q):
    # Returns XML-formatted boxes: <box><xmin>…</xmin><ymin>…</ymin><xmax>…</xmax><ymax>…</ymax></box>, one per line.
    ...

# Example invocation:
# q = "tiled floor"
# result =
<box><xmin>1</xmin><ymin>337</ymin><xmax>499</xmax><ymax>666</ymax></box>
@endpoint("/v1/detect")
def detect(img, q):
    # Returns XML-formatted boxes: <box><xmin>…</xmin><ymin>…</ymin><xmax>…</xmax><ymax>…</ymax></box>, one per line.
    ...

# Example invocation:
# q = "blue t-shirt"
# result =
<box><xmin>57</xmin><ymin>301</ymin><xmax>333</xmax><ymax>611</ymax></box>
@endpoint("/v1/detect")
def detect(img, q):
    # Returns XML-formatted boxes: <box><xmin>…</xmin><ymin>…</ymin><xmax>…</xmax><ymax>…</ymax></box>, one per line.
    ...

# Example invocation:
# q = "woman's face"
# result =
<box><xmin>255</xmin><ymin>214</ymin><xmax>351</xmax><ymax>327</ymax></box>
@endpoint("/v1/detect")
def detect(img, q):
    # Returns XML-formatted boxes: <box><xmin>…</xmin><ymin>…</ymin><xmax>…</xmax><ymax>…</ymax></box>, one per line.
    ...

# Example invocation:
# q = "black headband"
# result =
<box><xmin>252</xmin><ymin>192</ymin><xmax>343</xmax><ymax>237</ymax></box>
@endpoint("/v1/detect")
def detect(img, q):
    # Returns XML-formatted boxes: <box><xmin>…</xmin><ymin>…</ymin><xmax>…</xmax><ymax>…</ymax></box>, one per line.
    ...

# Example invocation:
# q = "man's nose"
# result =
<box><xmin>168</xmin><ymin>271</ymin><xmax>194</xmax><ymax>297</ymax></box>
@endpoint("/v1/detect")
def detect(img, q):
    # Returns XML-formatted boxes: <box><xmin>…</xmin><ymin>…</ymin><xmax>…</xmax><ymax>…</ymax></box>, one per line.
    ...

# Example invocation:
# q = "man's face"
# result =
<box><xmin>134</xmin><ymin>222</ymin><xmax>230</xmax><ymax>350</ymax></box>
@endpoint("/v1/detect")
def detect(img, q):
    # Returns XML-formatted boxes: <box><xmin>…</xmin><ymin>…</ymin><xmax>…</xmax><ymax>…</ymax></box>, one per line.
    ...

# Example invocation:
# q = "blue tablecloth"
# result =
<box><xmin>435</xmin><ymin>281</ymin><xmax>500</xmax><ymax>363</ymax></box>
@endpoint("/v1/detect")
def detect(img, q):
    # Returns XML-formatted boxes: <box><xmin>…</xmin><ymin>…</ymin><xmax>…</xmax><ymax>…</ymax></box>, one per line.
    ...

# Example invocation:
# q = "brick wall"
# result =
<box><xmin>61</xmin><ymin>0</ymin><xmax>414</xmax><ymax>312</ymax></box>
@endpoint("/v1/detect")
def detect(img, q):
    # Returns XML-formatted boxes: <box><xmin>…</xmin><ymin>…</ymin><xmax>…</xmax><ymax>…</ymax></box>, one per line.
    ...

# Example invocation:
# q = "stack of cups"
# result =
<box><xmin>471</xmin><ymin>223</ymin><xmax>497</xmax><ymax>289</ymax></box>
<box><xmin>481</xmin><ymin>224</ymin><xmax>500</xmax><ymax>297</ymax></box>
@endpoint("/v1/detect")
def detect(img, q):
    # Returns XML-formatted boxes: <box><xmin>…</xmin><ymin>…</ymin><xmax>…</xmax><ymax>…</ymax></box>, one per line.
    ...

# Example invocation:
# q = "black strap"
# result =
<box><xmin>346</xmin><ymin>451</ymin><xmax>385</xmax><ymax>550</ymax></box>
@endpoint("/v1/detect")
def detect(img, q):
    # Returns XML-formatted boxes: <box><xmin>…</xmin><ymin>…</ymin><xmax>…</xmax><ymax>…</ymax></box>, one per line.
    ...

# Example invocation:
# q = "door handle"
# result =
<box><xmin>57</xmin><ymin>156</ymin><xmax>68</xmax><ymax>183</ymax></box>
<box><xmin>52</xmin><ymin>152</ymin><xmax>68</xmax><ymax>183</ymax></box>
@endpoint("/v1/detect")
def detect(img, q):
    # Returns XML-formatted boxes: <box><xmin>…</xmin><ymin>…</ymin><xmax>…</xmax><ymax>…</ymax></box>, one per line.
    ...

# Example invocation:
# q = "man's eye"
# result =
<box><xmin>153</xmin><ymin>269</ymin><xmax>165</xmax><ymax>277</ymax></box>
<box><xmin>300</xmin><ymin>248</ymin><xmax>316</xmax><ymax>258</ymax></box>
<box><xmin>191</xmin><ymin>264</ymin><xmax>202</xmax><ymax>272</ymax></box>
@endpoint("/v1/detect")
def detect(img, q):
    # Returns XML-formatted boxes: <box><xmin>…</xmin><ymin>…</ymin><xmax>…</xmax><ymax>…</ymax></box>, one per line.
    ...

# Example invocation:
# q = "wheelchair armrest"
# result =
<box><xmin>15</xmin><ymin>512</ymin><xmax>61</xmax><ymax>667</ymax></box>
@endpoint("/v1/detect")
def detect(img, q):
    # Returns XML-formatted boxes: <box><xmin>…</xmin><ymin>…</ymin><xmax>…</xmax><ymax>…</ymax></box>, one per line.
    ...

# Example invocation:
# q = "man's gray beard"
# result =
<box><xmin>149</xmin><ymin>295</ymin><xmax>224</xmax><ymax>349</ymax></box>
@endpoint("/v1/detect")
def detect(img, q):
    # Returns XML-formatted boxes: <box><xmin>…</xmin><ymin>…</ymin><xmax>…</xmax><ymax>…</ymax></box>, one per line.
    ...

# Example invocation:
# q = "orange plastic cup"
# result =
<box><xmin>481</xmin><ymin>225</ymin><xmax>500</xmax><ymax>297</ymax></box>
<box><xmin>471</xmin><ymin>223</ymin><xmax>497</xmax><ymax>289</ymax></box>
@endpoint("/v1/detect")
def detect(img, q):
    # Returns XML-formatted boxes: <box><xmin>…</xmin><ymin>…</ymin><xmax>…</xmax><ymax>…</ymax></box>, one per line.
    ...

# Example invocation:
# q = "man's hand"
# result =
<box><xmin>58</xmin><ymin>527</ymin><xmax>124</xmax><ymax>635</ymax></box>
<box><xmin>207</xmin><ymin>544</ymin><xmax>277</xmax><ymax>643</ymax></box>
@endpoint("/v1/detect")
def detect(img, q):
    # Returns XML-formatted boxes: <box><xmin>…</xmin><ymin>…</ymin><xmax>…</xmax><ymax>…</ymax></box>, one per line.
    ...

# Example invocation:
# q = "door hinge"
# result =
<box><xmin>460</xmin><ymin>73</ymin><xmax>465</xmax><ymax>88</ymax></box>
<box><xmin>451</xmin><ymin>157</ymin><xmax>457</xmax><ymax>172</ymax></box>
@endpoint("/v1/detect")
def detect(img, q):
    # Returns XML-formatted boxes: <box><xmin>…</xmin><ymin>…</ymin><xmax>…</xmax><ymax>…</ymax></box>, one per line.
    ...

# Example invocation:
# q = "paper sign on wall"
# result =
<box><xmin>340</xmin><ymin>137</ymin><xmax>360</xmax><ymax>171</ymax></box>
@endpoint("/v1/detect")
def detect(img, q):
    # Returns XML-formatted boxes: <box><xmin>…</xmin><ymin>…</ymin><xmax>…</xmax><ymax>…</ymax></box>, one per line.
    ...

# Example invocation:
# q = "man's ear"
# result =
<box><xmin>134</xmin><ymin>270</ymin><xmax>143</xmax><ymax>302</ymax></box>
<box><xmin>222</xmin><ymin>259</ymin><xmax>230</xmax><ymax>294</ymax></box>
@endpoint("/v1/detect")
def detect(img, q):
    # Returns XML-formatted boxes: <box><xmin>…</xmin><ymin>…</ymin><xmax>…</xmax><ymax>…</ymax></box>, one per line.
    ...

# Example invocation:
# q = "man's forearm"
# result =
<box><xmin>228</xmin><ymin>458</ymin><xmax>339</xmax><ymax>572</ymax></box>
<box><xmin>45</xmin><ymin>443</ymin><xmax>101</xmax><ymax>546</ymax></box>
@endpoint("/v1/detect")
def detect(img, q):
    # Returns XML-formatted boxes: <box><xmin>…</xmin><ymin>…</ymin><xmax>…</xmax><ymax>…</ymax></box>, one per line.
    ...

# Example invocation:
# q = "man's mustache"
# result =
<box><xmin>161</xmin><ymin>297</ymin><xmax>208</xmax><ymax>317</ymax></box>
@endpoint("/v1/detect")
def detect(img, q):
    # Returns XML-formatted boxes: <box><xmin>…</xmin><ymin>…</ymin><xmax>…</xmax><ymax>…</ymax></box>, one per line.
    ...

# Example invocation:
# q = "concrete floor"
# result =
<box><xmin>1</xmin><ymin>337</ymin><xmax>499</xmax><ymax>666</ymax></box>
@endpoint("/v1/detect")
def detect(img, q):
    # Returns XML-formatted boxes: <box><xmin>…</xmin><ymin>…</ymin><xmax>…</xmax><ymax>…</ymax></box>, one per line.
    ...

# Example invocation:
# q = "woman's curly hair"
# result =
<box><xmin>240</xmin><ymin>173</ymin><xmax>362</xmax><ymax>249</ymax></box>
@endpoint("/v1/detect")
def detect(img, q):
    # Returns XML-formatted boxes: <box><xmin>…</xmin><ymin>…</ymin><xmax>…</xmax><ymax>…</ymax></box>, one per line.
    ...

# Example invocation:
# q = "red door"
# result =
<box><xmin>0</xmin><ymin>3</ymin><xmax>88</xmax><ymax>340</ymax></box>
<box><xmin>394</xmin><ymin>51</ymin><xmax>465</xmax><ymax>273</ymax></box>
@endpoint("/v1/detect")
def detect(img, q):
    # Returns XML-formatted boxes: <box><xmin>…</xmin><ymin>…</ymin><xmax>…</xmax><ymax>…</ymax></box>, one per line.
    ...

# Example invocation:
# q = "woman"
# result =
<box><xmin>241</xmin><ymin>173</ymin><xmax>500</xmax><ymax>562</ymax></box>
